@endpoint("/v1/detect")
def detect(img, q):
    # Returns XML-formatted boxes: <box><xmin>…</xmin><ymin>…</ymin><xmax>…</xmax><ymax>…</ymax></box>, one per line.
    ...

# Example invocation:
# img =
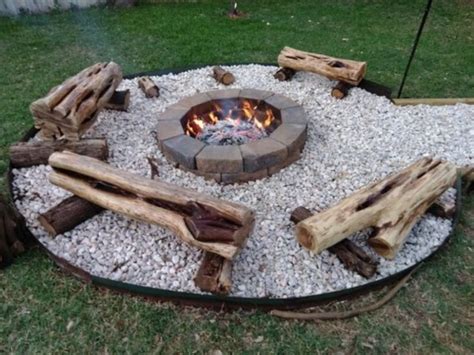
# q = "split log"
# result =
<box><xmin>30</xmin><ymin>62</ymin><xmax>122</xmax><ymax>140</ymax></box>
<box><xmin>48</xmin><ymin>152</ymin><xmax>255</xmax><ymax>259</ymax></box>
<box><xmin>291</xmin><ymin>207</ymin><xmax>377</xmax><ymax>278</ymax></box>
<box><xmin>9</xmin><ymin>138</ymin><xmax>108</xmax><ymax>168</ymax></box>
<box><xmin>273</xmin><ymin>67</ymin><xmax>296</xmax><ymax>81</ymax></box>
<box><xmin>138</xmin><ymin>76</ymin><xmax>160</xmax><ymax>98</ymax></box>
<box><xmin>331</xmin><ymin>81</ymin><xmax>352</xmax><ymax>99</ymax></box>
<box><xmin>295</xmin><ymin>158</ymin><xmax>457</xmax><ymax>259</ymax></box>
<box><xmin>277</xmin><ymin>47</ymin><xmax>366</xmax><ymax>85</ymax></box>
<box><xmin>104</xmin><ymin>90</ymin><xmax>130</xmax><ymax>111</ymax></box>
<box><xmin>212</xmin><ymin>66</ymin><xmax>235</xmax><ymax>85</ymax></box>
<box><xmin>194</xmin><ymin>252</ymin><xmax>232</xmax><ymax>294</ymax></box>
<box><xmin>38</xmin><ymin>196</ymin><xmax>104</xmax><ymax>237</ymax></box>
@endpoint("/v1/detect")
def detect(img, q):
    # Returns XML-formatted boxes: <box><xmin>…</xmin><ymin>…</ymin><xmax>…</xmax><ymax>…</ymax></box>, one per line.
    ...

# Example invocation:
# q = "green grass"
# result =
<box><xmin>0</xmin><ymin>1</ymin><xmax>473</xmax><ymax>353</ymax></box>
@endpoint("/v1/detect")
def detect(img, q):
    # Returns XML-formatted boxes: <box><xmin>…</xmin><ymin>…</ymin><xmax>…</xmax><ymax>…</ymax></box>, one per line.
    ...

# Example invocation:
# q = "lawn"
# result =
<box><xmin>0</xmin><ymin>1</ymin><xmax>473</xmax><ymax>353</ymax></box>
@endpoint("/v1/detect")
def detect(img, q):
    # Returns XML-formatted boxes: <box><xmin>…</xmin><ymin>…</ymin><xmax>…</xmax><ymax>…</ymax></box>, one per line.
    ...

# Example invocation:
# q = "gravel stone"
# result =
<box><xmin>11</xmin><ymin>64</ymin><xmax>473</xmax><ymax>298</ymax></box>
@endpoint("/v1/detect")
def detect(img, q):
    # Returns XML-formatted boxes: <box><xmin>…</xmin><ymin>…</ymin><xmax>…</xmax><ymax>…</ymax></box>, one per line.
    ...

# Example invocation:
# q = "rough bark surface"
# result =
<box><xmin>194</xmin><ymin>252</ymin><xmax>233</xmax><ymax>294</ymax></box>
<box><xmin>48</xmin><ymin>152</ymin><xmax>255</xmax><ymax>259</ymax></box>
<box><xmin>277</xmin><ymin>47</ymin><xmax>366</xmax><ymax>85</ymax></box>
<box><xmin>38</xmin><ymin>196</ymin><xmax>104</xmax><ymax>236</ymax></box>
<box><xmin>9</xmin><ymin>138</ymin><xmax>108</xmax><ymax>168</ymax></box>
<box><xmin>273</xmin><ymin>67</ymin><xmax>296</xmax><ymax>81</ymax></box>
<box><xmin>295</xmin><ymin>158</ymin><xmax>457</xmax><ymax>259</ymax></box>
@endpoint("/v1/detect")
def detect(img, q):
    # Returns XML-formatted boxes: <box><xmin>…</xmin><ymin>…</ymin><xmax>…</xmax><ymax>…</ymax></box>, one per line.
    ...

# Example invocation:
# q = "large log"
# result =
<box><xmin>30</xmin><ymin>62</ymin><xmax>122</xmax><ymax>140</ymax></box>
<box><xmin>194</xmin><ymin>252</ymin><xmax>232</xmax><ymax>294</ymax></box>
<box><xmin>48</xmin><ymin>152</ymin><xmax>255</xmax><ymax>259</ymax></box>
<box><xmin>277</xmin><ymin>47</ymin><xmax>366</xmax><ymax>85</ymax></box>
<box><xmin>291</xmin><ymin>207</ymin><xmax>377</xmax><ymax>278</ymax></box>
<box><xmin>295</xmin><ymin>158</ymin><xmax>457</xmax><ymax>259</ymax></box>
<box><xmin>9</xmin><ymin>138</ymin><xmax>108</xmax><ymax>168</ymax></box>
<box><xmin>38</xmin><ymin>196</ymin><xmax>104</xmax><ymax>236</ymax></box>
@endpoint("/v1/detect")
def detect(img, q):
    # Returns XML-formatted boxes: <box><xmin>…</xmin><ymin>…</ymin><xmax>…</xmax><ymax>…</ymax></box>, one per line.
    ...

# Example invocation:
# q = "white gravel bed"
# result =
<box><xmin>11</xmin><ymin>65</ymin><xmax>474</xmax><ymax>298</ymax></box>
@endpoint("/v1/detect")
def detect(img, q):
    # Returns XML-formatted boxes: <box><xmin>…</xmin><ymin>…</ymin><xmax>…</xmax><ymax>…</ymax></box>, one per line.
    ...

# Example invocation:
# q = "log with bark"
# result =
<box><xmin>277</xmin><ymin>47</ymin><xmax>366</xmax><ymax>85</ymax></box>
<box><xmin>48</xmin><ymin>151</ymin><xmax>255</xmax><ymax>259</ymax></box>
<box><xmin>30</xmin><ymin>62</ymin><xmax>123</xmax><ymax>140</ymax></box>
<box><xmin>273</xmin><ymin>67</ymin><xmax>296</xmax><ymax>81</ymax></box>
<box><xmin>9</xmin><ymin>138</ymin><xmax>108</xmax><ymax>168</ymax></box>
<box><xmin>295</xmin><ymin>158</ymin><xmax>457</xmax><ymax>259</ymax></box>
<box><xmin>212</xmin><ymin>66</ymin><xmax>235</xmax><ymax>85</ymax></box>
<box><xmin>291</xmin><ymin>207</ymin><xmax>377</xmax><ymax>278</ymax></box>
<box><xmin>331</xmin><ymin>81</ymin><xmax>352</xmax><ymax>99</ymax></box>
<box><xmin>138</xmin><ymin>76</ymin><xmax>160</xmax><ymax>98</ymax></box>
<box><xmin>104</xmin><ymin>90</ymin><xmax>130</xmax><ymax>111</ymax></box>
<box><xmin>0</xmin><ymin>196</ymin><xmax>30</xmax><ymax>269</ymax></box>
<box><xmin>194</xmin><ymin>252</ymin><xmax>233</xmax><ymax>294</ymax></box>
<box><xmin>38</xmin><ymin>196</ymin><xmax>104</xmax><ymax>237</ymax></box>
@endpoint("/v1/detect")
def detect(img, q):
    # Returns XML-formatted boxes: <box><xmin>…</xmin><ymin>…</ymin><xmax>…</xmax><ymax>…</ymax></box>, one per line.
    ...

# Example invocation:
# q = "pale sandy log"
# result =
<box><xmin>392</xmin><ymin>98</ymin><xmax>474</xmax><ymax>106</ymax></box>
<box><xmin>48</xmin><ymin>152</ymin><xmax>254</xmax><ymax>259</ymax></box>
<box><xmin>30</xmin><ymin>62</ymin><xmax>122</xmax><ymax>135</ymax></box>
<box><xmin>295</xmin><ymin>158</ymin><xmax>457</xmax><ymax>259</ymax></box>
<box><xmin>277</xmin><ymin>47</ymin><xmax>366</xmax><ymax>85</ymax></box>
<box><xmin>138</xmin><ymin>76</ymin><xmax>160</xmax><ymax>98</ymax></box>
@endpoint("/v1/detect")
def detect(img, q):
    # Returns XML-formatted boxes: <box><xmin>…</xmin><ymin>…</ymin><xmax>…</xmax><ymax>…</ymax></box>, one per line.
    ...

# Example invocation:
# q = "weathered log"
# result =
<box><xmin>48</xmin><ymin>152</ymin><xmax>255</xmax><ymax>259</ymax></box>
<box><xmin>194</xmin><ymin>252</ymin><xmax>233</xmax><ymax>294</ymax></box>
<box><xmin>273</xmin><ymin>67</ymin><xmax>296</xmax><ymax>81</ymax></box>
<box><xmin>38</xmin><ymin>196</ymin><xmax>104</xmax><ymax>237</ymax></box>
<box><xmin>30</xmin><ymin>62</ymin><xmax>122</xmax><ymax>140</ymax></box>
<box><xmin>138</xmin><ymin>76</ymin><xmax>160</xmax><ymax>98</ymax></box>
<box><xmin>291</xmin><ymin>207</ymin><xmax>377</xmax><ymax>278</ymax></box>
<box><xmin>9</xmin><ymin>138</ymin><xmax>108</xmax><ymax>168</ymax></box>
<box><xmin>295</xmin><ymin>158</ymin><xmax>457</xmax><ymax>259</ymax></box>
<box><xmin>277</xmin><ymin>47</ymin><xmax>366</xmax><ymax>85</ymax></box>
<box><xmin>104</xmin><ymin>90</ymin><xmax>130</xmax><ymax>111</ymax></box>
<box><xmin>212</xmin><ymin>66</ymin><xmax>235</xmax><ymax>85</ymax></box>
<box><xmin>331</xmin><ymin>81</ymin><xmax>352</xmax><ymax>99</ymax></box>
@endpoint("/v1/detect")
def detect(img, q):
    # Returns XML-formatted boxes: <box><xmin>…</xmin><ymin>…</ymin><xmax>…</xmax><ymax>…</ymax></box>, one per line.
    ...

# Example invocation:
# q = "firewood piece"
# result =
<box><xmin>331</xmin><ymin>81</ymin><xmax>353</xmax><ymax>99</ymax></box>
<box><xmin>30</xmin><ymin>62</ymin><xmax>123</xmax><ymax>140</ymax></box>
<box><xmin>38</xmin><ymin>196</ymin><xmax>104</xmax><ymax>237</ymax></box>
<box><xmin>194</xmin><ymin>252</ymin><xmax>233</xmax><ymax>294</ymax></box>
<box><xmin>48</xmin><ymin>151</ymin><xmax>255</xmax><ymax>259</ymax></box>
<box><xmin>273</xmin><ymin>67</ymin><xmax>296</xmax><ymax>81</ymax></box>
<box><xmin>291</xmin><ymin>206</ymin><xmax>377</xmax><ymax>278</ymax></box>
<box><xmin>9</xmin><ymin>138</ymin><xmax>108</xmax><ymax>168</ymax></box>
<box><xmin>277</xmin><ymin>47</ymin><xmax>366</xmax><ymax>85</ymax></box>
<box><xmin>212</xmin><ymin>66</ymin><xmax>235</xmax><ymax>85</ymax></box>
<box><xmin>296</xmin><ymin>158</ymin><xmax>457</xmax><ymax>259</ymax></box>
<box><xmin>138</xmin><ymin>76</ymin><xmax>160</xmax><ymax>98</ymax></box>
<box><xmin>104</xmin><ymin>90</ymin><xmax>130</xmax><ymax>111</ymax></box>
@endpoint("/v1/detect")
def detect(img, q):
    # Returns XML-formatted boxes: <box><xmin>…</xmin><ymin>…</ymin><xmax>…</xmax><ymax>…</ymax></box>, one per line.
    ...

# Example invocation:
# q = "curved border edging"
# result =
<box><xmin>6</xmin><ymin>64</ymin><xmax>462</xmax><ymax>310</ymax></box>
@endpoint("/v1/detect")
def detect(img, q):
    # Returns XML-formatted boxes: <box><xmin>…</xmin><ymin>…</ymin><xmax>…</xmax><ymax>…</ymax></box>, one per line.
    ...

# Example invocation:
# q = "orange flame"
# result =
<box><xmin>185</xmin><ymin>99</ymin><xmax>276</xmax><ymax>137</ymax></box>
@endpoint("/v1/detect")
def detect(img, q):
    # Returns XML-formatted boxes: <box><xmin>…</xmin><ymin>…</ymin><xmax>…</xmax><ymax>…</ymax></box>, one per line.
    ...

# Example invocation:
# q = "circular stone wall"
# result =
<box><xmin>155</xmin><ymin>89</ymin><xmax>307</xmax><ymax>184</ymax></box>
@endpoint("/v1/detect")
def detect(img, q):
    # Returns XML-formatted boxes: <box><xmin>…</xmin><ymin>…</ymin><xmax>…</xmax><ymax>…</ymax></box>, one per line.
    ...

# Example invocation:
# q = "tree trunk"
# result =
<box><xmin>104</xmin><ymin>90</ymin><xmax>130</xmax><ymax>111</ymax></box>
<box><xmin>212</xmin><ymin>66</ymin><xmax>235</xmax><ymax>85</ymax></box>
<box><xmin>138</xmin><ymin>76</ymin><xmax>160</xmax><ymax>98</ymax></box>
<box><xmin>38</xmin><ymin>196</ymin><xmax>104</xmax><ymax>237</ymax></box>
<box><xmin>9</xmin><ymin>138</ymin><xmax>108</xmax><ymax>168</ymax></box>
<box><xmin>291</xmin><ymin>207</ymin><xmax>377</xmax><ymax>278</ymax></box>
<box><xmin>30</xmin><ymin>62</ymin><xmax>122</xmax><ymax>140</ymax></box>
<box><xmin>194</xmin><ymin>252</ymin><xmax>232</xmax><ymax>294</ymax></box>
<box><xmin>48</xmin><ymin>151</ymin><xmax>255</xmax><ymax>259</ymax></box>
<box><xmin>277</xmin><ymin>47</ymin><xmax>366</xmax><ymax>85</ymax></box>
<box><xmin>295</xmin><ymin>158</ymin><xmax>457</xmax><ymax>259</ymax></box>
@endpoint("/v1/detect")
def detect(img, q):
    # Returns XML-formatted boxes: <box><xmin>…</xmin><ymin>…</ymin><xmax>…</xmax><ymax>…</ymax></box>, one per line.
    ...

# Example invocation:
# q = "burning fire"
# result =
<box><xmin>185</xmin><ymin>99</ymin><xmax>276</xmax><ymax>140</ymax></box>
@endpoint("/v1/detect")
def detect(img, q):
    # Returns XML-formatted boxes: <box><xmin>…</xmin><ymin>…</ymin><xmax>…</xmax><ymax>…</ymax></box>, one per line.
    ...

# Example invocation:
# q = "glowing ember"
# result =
<box><xmin>185</xmin><ymin>99</ymin><xmax>277</xmax><ymax>145</ymax></box>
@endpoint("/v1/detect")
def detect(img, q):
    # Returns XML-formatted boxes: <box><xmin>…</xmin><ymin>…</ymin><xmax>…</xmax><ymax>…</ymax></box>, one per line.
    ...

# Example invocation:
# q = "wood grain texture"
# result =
<box><xmin>295</xmin><ymin>158</ymin><xmax>457</xmax><ymax>259</ymax></box>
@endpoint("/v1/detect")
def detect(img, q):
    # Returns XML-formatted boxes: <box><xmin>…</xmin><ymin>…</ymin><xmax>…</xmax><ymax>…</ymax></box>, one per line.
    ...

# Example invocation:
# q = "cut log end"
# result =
<box><xmin>138</xmin><ymin>77</ymin><xmax>160</xmax><ymax>98</ymax></box>
<box><xmin>212</xmin><ymin>66</ymin><xmax>235</xmax><ymax>85</ymax></box>
<box><xmin>273</xmin><ymin>67</ymin><xmax>296</xmax><ymax>81</ymax></box>
<box><xmin>331</xmin><ymin>81</ymin><xmax>353</xmax><ymax>99</ymax></box>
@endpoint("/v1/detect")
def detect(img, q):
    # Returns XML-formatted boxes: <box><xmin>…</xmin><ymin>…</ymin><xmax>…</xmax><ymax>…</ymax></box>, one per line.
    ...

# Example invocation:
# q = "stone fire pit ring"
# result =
<box><xmin>155</xmin><ymin>88</ymin><xmax>308</xmax><ymax>184</ymax></box>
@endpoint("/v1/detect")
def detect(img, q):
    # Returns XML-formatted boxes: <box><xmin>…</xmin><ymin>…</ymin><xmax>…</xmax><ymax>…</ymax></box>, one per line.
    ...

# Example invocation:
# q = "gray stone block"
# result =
<box><xmin>240</xmin><ymin>138</ymin><xmax>288</xmax><ymax>172</ymax></box>
<box><xmin>162</xmin><ymin>135</ymin><xmax>205</xmax><ymax>169</ymax></box>
<box><xmin>196</xmin><ymin>145</ymin><xmax>243</xmax><ymax>173</ymax></box>
<box><xmin>270</xmin><ymin>124</ymin><xmax>307</xmax><ymax>154</ymax></box>
<box><xmin>265</xmin><ymin>94</ymin><xmax>300</xmax><ymax>110</ymax></box>
<box><xmin>280</xmin><ymin>106</ymin><xmax>308</xmax><ymax>125</ymax></box>
<box><xmin>239</xmin><ymin>88</ymin><xmax>274</xmax><ymax>101</ymax></box>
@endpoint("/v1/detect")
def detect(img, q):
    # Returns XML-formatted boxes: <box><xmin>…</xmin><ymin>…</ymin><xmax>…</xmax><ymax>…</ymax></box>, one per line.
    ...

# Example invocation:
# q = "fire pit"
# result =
<box><xmin>156</xmin><ymin>89</ymin><xmax>307</xmax><ymax>184</ymax></box>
